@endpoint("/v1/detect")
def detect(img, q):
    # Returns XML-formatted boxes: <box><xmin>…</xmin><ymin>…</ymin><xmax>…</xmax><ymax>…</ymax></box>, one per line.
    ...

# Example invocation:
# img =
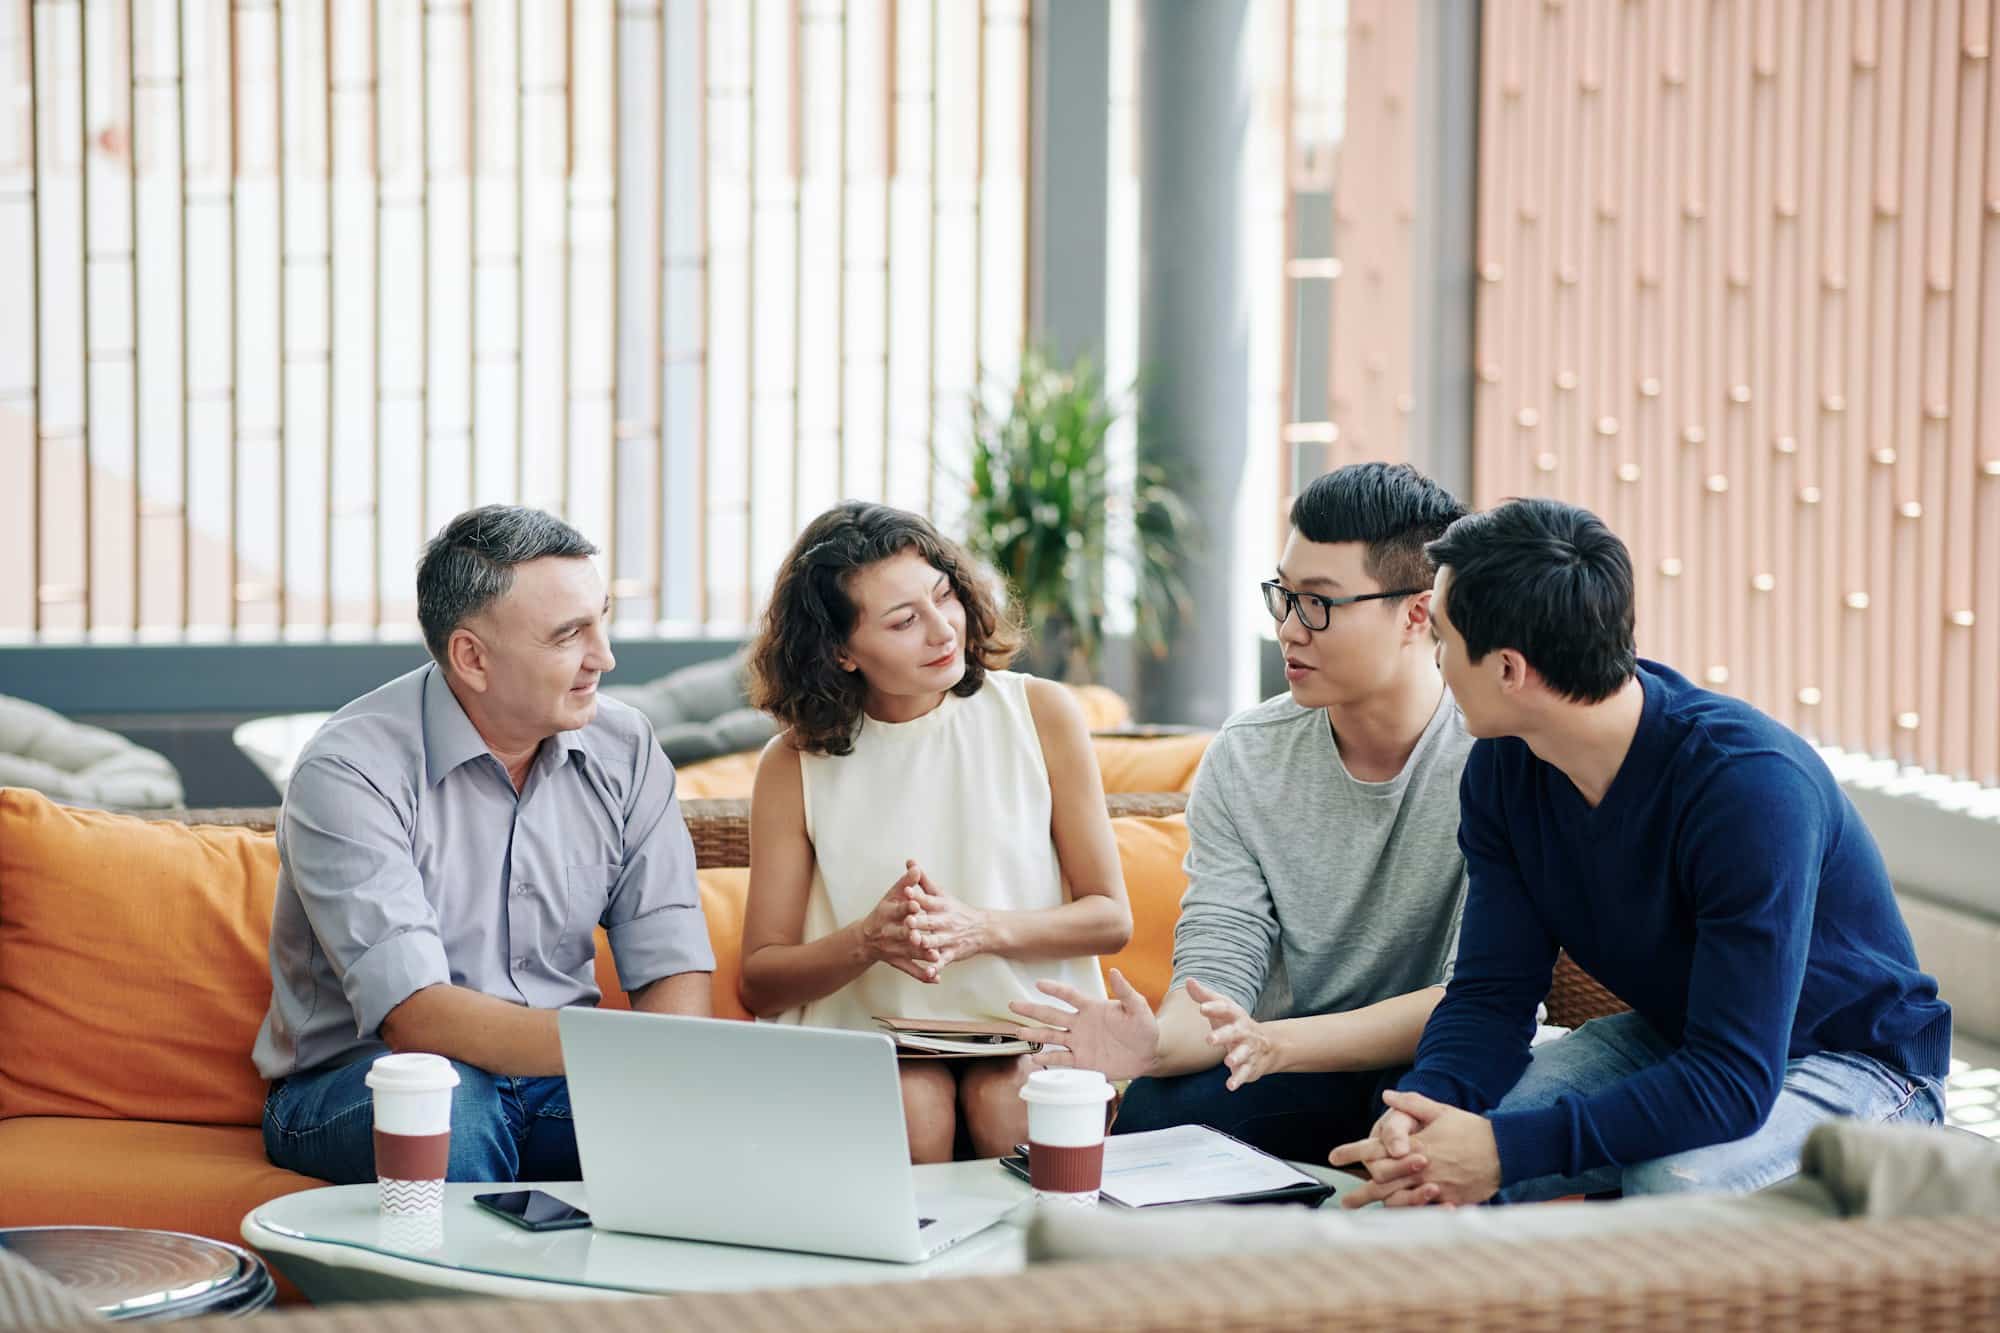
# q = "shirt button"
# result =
<box><xmin>511</xmin><ymin>957</ymin><xmax>526</xmax><ymax>971</ymax></box>
<box><xmin>512</xmin><ymin>883</ymin><xmax>528</xmax><ymax>897</ymax></box>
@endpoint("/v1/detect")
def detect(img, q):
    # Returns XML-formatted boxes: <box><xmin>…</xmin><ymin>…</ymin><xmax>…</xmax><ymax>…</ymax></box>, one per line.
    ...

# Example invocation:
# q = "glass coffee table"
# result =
<box><xmin>244</xmin><ymin>1159</ymin><xmax>1357</xmax><ymax>1303</ymax></box>
<box><xmin>241</xmin><ymin>1161</ymin><xmax>1035</xmax><ymax>1303</ymax></box>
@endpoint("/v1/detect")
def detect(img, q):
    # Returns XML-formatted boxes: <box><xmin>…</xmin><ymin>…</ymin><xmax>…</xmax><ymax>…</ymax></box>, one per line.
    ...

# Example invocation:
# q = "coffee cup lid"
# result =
<box><xmin>364</xmin><ymin>1052</ymin><xmax>461</xmax><ymax>1094</ymax></box>
<box><xmin>1019</xmin><ymin>1068</ymin><xmax>1115</xmax><ymax>1107</ymax></box>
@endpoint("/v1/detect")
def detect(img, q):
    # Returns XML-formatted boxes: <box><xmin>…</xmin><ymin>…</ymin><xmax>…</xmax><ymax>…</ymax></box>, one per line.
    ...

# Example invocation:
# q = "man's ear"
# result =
<box><xmin>447</xmin><ymin>625</ymin><xmax>491</xmax><ymax>692</ymax></box>
<box><xmin>1402</xmin><ymin>589</ymin><xmax>1435</xmax><ymax>640</ymax></box>
<box><xmin>1496</xmin><ymin>647</ymin><xmax>1532</xmax><ymax>694</ymax></box>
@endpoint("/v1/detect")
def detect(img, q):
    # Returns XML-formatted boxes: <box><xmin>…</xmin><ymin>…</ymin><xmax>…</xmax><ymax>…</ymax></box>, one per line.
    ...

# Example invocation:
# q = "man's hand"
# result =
<box><xmin>1009</xmin><ymin>967</ymin><xmax>1159</xmax><ymax>1081</ymax></box>
<box><xmin>1332</xmin><ymin>1089</ymin><xmax>1501</xmax><ymax>1208</ymax></box>
<box><xmin>1329</xmin><ymin>1100</ymin><xmax>1429</xmax><ymax>1202</ymax></box>
<box><xmin>857</xmin><ymin>863</ymin><xmax>936</xmax><ymax>982</ymax></box>
<box><xmin>1187</xmin><ymin>978</ymin><xmax>1284</xmax><ymax>1091</ymax></box>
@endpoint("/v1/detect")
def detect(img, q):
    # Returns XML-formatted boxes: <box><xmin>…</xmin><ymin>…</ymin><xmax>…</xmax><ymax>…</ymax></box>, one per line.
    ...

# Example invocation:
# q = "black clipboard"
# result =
<box><xmin>999</xmin><ymin>1127</ymin><xmax>1335</xmax><ymax>1209</ymax></box>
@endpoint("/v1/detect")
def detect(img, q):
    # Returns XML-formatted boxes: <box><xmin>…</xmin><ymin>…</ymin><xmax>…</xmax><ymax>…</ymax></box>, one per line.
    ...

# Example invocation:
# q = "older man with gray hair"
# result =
<box><xmin>254</xmin><ymin>505</ymin><xmax>714</xmax><ymax>1185</ymax></box>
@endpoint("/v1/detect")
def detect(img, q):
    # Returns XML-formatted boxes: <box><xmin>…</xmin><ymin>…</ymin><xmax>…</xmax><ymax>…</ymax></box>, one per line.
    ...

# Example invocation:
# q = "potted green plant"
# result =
<box><xmin>961</xmin><ymin>347</ymin><xmax>1199</xmax><ymax>683</ymax></box>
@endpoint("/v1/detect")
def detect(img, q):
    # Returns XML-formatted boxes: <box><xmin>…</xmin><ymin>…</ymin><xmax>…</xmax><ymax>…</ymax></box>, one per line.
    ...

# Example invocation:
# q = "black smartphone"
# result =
<box><xmin>472</xmin><ymin>1189</ymin><xmax>593</xmax><ymax>1232</ymax></box>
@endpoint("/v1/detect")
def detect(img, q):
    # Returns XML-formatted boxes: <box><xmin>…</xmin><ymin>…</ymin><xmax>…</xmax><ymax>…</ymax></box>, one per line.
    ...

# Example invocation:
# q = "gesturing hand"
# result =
<box><xmin>1009</xmin><ymin>968</ymin><xmax>1159</xmax><ymax>1082</ymax></box>
<box><xmin>906</xmin><ymin>865</ymin><xmax>991</xmax><ymax>970</ymax></box>
<box><xmin>1186</xmin><ymin>978</ymin><xmax>1283</xmax><ymax>1091</ymax></box>
<box><xmin>857</xmin><ymin>862</ymin><xmax>936</xmax><ymax>983</ymax></box>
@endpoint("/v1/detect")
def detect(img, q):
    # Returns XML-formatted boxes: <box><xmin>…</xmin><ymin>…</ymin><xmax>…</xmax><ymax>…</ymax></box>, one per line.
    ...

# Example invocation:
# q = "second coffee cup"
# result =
<box><xmin>1019</xmin><ymin>1068</ymin><xmax>1116</xmax><ymax>1206</ymax></box>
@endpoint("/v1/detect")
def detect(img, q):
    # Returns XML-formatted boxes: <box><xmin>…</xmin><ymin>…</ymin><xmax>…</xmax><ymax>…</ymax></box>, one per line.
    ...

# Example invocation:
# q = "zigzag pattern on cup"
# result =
<box><xmin>378</xmin><ymin>1176</ymin><xmax>446</xmax><ymax>1217</ymax></box>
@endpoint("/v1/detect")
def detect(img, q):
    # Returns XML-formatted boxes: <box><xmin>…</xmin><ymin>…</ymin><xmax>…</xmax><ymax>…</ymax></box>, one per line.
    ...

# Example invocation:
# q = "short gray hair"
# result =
<box><xmin>417</xmin><ymin>505</ymin><xmax>600</xmax><ymax>663</ymax></box>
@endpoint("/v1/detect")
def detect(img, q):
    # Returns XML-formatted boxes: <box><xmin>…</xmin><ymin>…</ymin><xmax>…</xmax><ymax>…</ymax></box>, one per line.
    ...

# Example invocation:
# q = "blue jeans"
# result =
<box><xmin>263</xmin><ymin>1058</ymin><xmax>579</xmax><ymax>1185</ymax></box>
<box><xmin>1115</xmin><ymin>1064</ymin><xmax>1406</xmax><ymax>1163</ymax></box>
<box><xmin>1491</xmin><ymin>1012</ymin><xmax>1948</xmax><ymax>1203</ymax></box>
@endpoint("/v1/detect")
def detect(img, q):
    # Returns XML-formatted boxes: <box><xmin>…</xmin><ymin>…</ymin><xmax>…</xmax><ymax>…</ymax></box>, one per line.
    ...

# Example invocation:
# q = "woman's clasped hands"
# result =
<box><xmin>858</xmin><ymin>859</ymin><xmax>992</xmax><ymax>983</ymax></box>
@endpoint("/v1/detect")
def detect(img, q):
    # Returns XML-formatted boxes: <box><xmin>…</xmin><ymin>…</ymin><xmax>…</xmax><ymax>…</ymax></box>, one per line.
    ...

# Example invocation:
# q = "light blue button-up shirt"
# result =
<box><xmin>252</xmin><ymin>664</ymin><xmax>715</xmax><ymax>1079</ymax></box>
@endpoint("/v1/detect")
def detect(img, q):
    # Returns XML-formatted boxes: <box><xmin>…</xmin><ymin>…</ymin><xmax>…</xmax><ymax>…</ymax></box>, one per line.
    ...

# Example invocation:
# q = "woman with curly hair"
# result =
<box><xmin>739</xmin><ymin>501</ymin><xmax>1132</xmax><ymax>1162</ymax></box>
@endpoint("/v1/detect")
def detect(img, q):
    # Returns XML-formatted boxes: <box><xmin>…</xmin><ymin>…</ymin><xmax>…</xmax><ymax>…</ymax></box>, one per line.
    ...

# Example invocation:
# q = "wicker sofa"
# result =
<box><xmin>6</xmin><ymin>791</ymin><xmax>1995</xmax><ymax>1329</ymax></box>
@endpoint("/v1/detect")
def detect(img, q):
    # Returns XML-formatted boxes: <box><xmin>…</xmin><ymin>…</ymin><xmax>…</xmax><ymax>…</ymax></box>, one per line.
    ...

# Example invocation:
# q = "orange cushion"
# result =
<box><xmin>1065</xmin><ymin>683</ymin><xmax>1132</xmax><ymax>730</ymax></box>
<box><xmin>587</xmin><ymin>868</ymin><xmax>752</xmax><ymax>1021</ymax></box>
<box><xmin>698</xmin><ymin>868</ymin><xmax>753</xmax><ymax>1020</ymax></box>
<box><xmin>0</xmin><ymin>1116</ymin><xmax>320</xmax><ymax>1302</ymax></box>
<box><xmin>1097</xmin><ymin>813</ymin><xmax>1189</xmax><ymax>1008</ymax></box>
<box><xmin>672</xmin><ymin>750</ymin><xmax>761</xmax><ymax>799</ymax></box>
<box><xmin>1092</xmin><ymin>733</ymin><xmax>1212</xmax><ymax>794</ymax></box>
<box><xmin>0</xmin><ymin>789</ymin><xmax>279</xmax><ymax>1126</ymax></box>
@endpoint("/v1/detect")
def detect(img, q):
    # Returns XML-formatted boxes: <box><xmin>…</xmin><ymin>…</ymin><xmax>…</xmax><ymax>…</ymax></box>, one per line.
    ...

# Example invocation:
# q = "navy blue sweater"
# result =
<box><xmin>1401</xmin><ymin>661</ymin><xmax>1952</xmax><ymax>1186</ymax></box>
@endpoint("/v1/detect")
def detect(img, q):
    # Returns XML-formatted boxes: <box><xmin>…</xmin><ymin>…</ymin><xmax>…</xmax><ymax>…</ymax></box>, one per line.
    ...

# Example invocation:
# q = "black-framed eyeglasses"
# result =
<box><xmin>1260</xmin><ymin>580</ymin><xmax>1425</xmax><ymax>632</ymax></box>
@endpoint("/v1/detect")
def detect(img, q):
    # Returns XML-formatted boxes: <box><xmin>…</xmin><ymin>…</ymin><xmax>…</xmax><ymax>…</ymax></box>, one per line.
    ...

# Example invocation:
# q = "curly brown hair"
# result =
<box><xmin>748</xmin><ymin>501</ymin><xmax>1023</xmax><ymax>756</ymax></box>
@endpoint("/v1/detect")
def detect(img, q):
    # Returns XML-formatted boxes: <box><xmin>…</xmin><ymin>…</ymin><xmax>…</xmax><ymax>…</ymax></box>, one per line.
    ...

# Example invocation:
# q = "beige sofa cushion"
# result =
<box><xmin>1801</xmin><ymin>1119</ymin><xmax>2000</xmax><ymax>1218</ymax></box>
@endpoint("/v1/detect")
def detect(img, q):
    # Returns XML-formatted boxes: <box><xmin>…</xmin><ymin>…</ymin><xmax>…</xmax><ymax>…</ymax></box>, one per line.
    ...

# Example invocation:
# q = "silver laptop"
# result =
<box><xmin>558</xmin><ymin>1008</ymin><xmax>1017</xmax><ymax>1263</ymax></box>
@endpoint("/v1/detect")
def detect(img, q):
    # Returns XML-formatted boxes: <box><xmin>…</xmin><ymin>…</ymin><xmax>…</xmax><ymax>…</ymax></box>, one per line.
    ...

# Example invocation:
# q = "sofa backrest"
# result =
<box><xmin>0</xmin><ymin>787</ymin><xmax>1192</xmax><ymax>1130</ymax></box>
<box><xmin>0</xmin><ymin>789</ymin><xmax>281</xmax><ymax>1127</ymax></box>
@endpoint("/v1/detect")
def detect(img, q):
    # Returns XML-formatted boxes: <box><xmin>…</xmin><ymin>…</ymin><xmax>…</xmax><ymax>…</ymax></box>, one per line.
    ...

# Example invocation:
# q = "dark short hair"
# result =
<box><xmin>1425</xmin><ymin>498</ymin><xmax>1637</xmax><ymax>703</ymax></box>
<box><xmin>416</xmin><ymin>505</ymin><xmax>599</xmax><ymax>664</ymax></box>
<box><xmin>748</xmin><ymin>502</ymin><xmax>1022</xmax><ymax>756</ymax></box>
<box><xmin>1288</xmin><ymin>461</ymin><xmax>1467</xmax><ymax>595</ymax></box>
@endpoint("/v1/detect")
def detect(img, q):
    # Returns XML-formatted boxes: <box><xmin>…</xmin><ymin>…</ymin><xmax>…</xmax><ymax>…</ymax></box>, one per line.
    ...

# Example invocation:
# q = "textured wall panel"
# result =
<box><xmin>1472</xmin><ymin>0</ymin><xmax>2000</xmax><ymax>786</ymax></box>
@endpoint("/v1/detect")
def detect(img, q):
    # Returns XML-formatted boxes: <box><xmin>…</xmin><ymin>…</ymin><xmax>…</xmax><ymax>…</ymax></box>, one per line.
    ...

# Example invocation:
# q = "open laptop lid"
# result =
<box><xmin>558</xmin><ymin>1008</ymin><xmax>925</xmax><ymax>1259</ymax></box>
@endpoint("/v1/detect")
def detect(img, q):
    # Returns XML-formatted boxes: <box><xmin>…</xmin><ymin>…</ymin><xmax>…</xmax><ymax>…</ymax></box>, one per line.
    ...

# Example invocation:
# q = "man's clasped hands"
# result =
<box><xmin>1328</xmin><ymin>1091</ymin><xmax>1505</xmax><ymax>1209</ymax></box>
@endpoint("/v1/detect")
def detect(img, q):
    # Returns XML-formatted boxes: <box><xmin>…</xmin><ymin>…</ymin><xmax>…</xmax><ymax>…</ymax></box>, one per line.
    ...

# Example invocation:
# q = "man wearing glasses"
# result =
<box><xmin>1013</xmin><ymin>462</ymin><xmax>1476</xmax><ymax>1159</ymax></box>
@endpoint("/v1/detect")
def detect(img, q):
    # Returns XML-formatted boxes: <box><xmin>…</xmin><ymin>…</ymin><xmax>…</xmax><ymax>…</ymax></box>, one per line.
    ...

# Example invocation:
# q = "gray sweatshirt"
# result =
<box><xmin>1171</xmin><ymin>689</ymin><xmax>1473</xmax><ymax>1021</ymax></box>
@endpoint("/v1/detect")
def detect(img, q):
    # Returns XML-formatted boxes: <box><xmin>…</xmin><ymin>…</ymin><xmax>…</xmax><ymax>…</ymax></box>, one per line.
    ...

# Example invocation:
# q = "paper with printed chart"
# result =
<box><xmin>1095</xmin><ymin>1124</ymin><xmax>1321</xmax><ymax>1208</ymax></box>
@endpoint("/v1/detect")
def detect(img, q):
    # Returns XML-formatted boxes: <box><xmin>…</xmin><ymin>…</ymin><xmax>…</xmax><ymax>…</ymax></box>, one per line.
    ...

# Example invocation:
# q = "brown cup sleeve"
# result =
<box><xmin>374</xmin><ymin>1129</ymin><xmax>451</xmax><ymax>1181</ymax></box>
<box><xmin>1028</xmin><ymin>1140</ymin><xmax>1105</xmax><ymax>1193</ymax></box>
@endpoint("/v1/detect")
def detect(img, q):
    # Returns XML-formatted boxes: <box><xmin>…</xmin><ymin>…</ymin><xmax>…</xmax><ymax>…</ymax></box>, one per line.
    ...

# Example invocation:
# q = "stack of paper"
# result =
<box><xmin>1094</xmin><ymin>1124</ymin><xmax>1324</xmax><ymax>1207</ymax></box>
<box><xmin>1005</xmin><ymin>1124</ymin><xmax>1332</xmax><ymax>1208</ymax></box>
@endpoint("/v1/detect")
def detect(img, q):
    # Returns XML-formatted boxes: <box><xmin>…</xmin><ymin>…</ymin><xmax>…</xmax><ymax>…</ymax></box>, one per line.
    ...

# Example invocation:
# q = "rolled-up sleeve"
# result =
<box><xmin>282</xmin><ymin>755</ymin><xmax>452</xmax><ymax>1039</ymax></box>
<box><xmin>603</xmin><ymin>736</ymin><xmax>716</xmax><ymax>992</ymax></box>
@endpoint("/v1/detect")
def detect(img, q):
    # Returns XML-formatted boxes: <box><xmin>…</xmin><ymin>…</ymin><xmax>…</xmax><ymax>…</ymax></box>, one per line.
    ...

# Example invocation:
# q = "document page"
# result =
<box><xmin>1098</xmin><ymin>1124</ymin><xmax>1319</xmax><ymax>1207</ymax></box>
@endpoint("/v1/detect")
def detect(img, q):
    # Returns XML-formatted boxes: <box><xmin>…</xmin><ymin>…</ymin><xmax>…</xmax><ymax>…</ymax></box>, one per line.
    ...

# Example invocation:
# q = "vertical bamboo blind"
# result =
<box><xmin>0</xmin><ymin>0</ymin><xmax>1032</xmax><ymax>640</ymax></box>
<box><xmin>1472</xmin><ymin>0</ymin><xmax>2000</xmax><ymax>787</ymax></box>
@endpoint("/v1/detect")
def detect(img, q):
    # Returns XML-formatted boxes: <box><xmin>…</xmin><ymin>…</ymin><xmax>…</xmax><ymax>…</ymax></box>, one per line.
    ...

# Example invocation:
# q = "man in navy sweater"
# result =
<box><xmin>1332</xmin><ymin>498</ymin><xmax>1951</xmax><ymax>1207</ymax></box>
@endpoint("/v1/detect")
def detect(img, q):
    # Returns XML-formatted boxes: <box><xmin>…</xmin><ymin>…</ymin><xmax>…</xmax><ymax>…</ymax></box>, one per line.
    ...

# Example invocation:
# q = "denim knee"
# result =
<box><xmin>444</xmin><ymin>1061</ymin><xmax>518</xmax><ymax>1182</ymax></box>
<box><xmin>1619</xmin><ymin>1154</ymin><xmax>1721</xmax><ymax>1196</ymax></box>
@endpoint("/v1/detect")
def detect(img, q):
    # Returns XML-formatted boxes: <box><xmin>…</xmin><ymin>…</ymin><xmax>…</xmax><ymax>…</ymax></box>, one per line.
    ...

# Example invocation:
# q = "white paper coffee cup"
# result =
<box><xmin>1020</xmin><ymin>1069</ymin><xmax>1115</xmax><ymax>1205</ymax></box>
<box><xmin>365</xmin><ymin>1053</ymin><xmax>460</xmax><ymax>1217</ymax></box>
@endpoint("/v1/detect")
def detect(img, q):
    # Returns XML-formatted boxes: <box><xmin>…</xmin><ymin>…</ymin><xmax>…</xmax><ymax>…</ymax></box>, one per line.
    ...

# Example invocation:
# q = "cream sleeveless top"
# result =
<box><xmin>779</xmin><ymin>670</ymin><xmax>1109</xmax><ymax>1031</ymax></box>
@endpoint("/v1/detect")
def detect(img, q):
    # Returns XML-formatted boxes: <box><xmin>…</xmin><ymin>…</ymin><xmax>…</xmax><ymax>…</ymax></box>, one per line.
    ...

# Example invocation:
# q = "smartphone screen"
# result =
<box><xmin>472</xmin><ymin>1189</ymin><xmax>592</xmax><ymax>1231</ymax></box>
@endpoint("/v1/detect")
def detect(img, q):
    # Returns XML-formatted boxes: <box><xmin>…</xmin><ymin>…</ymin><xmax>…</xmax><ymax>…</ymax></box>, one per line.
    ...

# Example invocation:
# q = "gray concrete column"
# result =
<box><xmin>1136</xmin><ymin>0</ymin><xmax>1252</xmax><ymax>726</ymax></box>
<box><xmin>1408</xmin><ymin>0</ymin><xmax>1481</xmax><ymax>502</ymax></box>
<box><xmin>1029</xmin><ymin>0</ymin><xmax>1112</xmax><ymax>364</ymax></box>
